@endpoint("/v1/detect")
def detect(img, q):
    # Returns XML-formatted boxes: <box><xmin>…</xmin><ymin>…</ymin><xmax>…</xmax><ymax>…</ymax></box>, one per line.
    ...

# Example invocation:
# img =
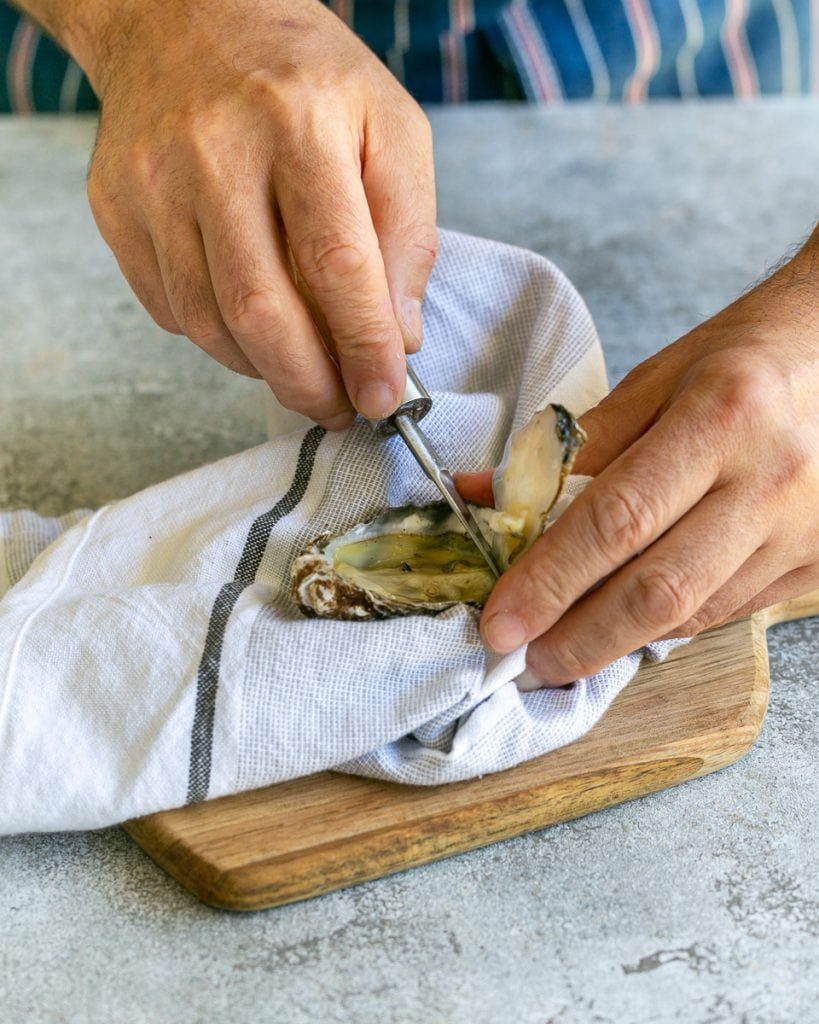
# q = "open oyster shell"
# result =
<box><xmin>291</xmin><ymin>403</ymin><xmax>585</xmax><ymax>620</ymax></box>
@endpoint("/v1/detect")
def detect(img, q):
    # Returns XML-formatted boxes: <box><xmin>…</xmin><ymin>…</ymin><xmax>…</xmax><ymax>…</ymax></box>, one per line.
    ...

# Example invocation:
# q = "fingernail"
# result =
<box><xmin>320</xmin><ymin>411</ymin><xmax>356</xmax><ymax>431</ymax></box>
<box><xmin>482</xmin><ymin>611</ymin><xmax>527</xmax><ymax>653</ymax></box>
<box><xmin>355</xmin><ymin>381</ymin><xmax>398</xmax><ymax>420</ymax></box>
<box><xmin>401</xmin><ymin>297</ymin><xmax>423</xmax><ymax>352</ymax></box>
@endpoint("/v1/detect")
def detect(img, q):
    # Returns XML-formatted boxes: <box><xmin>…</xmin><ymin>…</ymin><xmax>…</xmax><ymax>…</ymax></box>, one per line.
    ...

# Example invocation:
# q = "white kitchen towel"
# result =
<box><xmin>0</xmin><ymin>230</ymin><xmax>683</xmax><ymax>835</ymax></box>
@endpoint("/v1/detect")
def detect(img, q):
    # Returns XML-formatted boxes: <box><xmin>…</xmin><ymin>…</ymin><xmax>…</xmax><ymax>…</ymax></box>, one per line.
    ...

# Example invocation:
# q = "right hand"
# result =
<box><xmin>77</xmin><ymin>0</ymin><xmax>437</xmax><ymax>427</ymax></box>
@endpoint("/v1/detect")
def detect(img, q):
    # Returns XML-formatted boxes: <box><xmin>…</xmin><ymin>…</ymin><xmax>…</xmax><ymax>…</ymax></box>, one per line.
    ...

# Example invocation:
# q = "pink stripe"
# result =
<box><xmin>722</xmin><ymin>0</ymin><xmax>758</xmax><ymax>98</ymax></box>
<box><xmin>440</xmin><ymin>0</ymin><xmax>474</xmax><ymax>103</ymax></box>
<box><xmin>812</xmin><ymin>0</ymin><xmax>819</xmax><ymax>93</ymax></box>
<box><xmin>454</xmin><ymin>0</ymin><xmax>474</xmax><ymax>32</ymax></box>
<box><xmin>623</xmin><ymin>0</ymin><xmax>660</xmax><ymax>103</ymax></box>
<box><xmin>440</xmin><ymin>32</ymin><xmax>463</xmax><ymax>102</ymax></box>
<box><xmin>330</xmin><ymin>0</ymin><xmax>352</xmax><ymax>26</ymax></box>
<box><xmin>507</xmin><ymin>1</ymin><xmax>562</xmax><ymax>103</ymax></box>
<box><xmin>8</xmin><ymin>19</ymin><xmax>38</xmax><ymax>115</ymax></box>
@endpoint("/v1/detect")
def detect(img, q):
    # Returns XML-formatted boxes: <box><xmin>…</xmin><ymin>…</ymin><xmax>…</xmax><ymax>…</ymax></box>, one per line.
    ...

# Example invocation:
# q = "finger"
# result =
<box><xmin>362</xmin><ymin>104</ymin><xmax>437</xmax><ymax>354</ymax></box>
<box><xmin>111</xmin><ymin>231</ymin><xmax>182</xmax><ymax>335</ymax></box>
<box><xmin>87</xmin><ymin>188</ymin><xmax>182</xmax><ymax>335</ymax></box>
<box><xmin>525</xmin><ymin>484</ymin><xmax>765</xmax><ymax>684</ymax></box>
<box><xmin>657</xmin><ymin>546</ymin><xmax>784</xmax><ymax>638</ymax></box>
<box><xmin>195</xmin><ymin>181</ymin><xmax>355</xmax><ymax>428</ymax></box>
<box><xmin>454</xmin><ymin>471</ymin><xmax>495</xmax><ymax>507</ymax></box>
<box><xmin>151</xmin><ymin>221</ymin><xmax>260</xmax><ymax>378</ymax></box>
<box><xmin>732</xmin><ymin>565</ymin><xmax>819</xmax><ymax>620</ymax></box>
<box><xmin>277</xmin><ymin>129</ymin><xmax>406</xmax><ymax>420</ymax></box>
<box><xmin>481</xmin><ymin>392</ymin><xmax>725</xmax><ymax>654</ymax></box>
<box><xmin>662</xmin><ymin>558</ymin><xmax>819</xmax><ymax>637</ymax></box>
<box><xmin>572</xmin><ymin>355</ymin><xmax>672</xmax><ymax>477</ymax></box>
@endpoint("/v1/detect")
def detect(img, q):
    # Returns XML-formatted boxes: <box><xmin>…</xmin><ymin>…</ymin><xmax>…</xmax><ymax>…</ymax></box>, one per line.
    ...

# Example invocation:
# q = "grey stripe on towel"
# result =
<box><xmin>186</xmin><ymin>425</ymin><xmax>325</xmax><ymax>803</ymax></box>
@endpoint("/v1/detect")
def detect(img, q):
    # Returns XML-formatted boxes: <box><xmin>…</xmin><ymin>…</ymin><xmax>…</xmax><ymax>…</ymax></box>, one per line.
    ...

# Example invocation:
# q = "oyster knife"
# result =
<box><xmin>367</xmin><ymin>365</ymin><xmax>501</xmax><ymax>578</ymax></box>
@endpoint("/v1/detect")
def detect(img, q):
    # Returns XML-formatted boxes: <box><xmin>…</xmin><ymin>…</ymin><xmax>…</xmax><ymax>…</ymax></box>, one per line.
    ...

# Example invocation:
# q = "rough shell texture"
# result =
<box><xmin>291</xmin><ymin>505</ymin><xmax>499</xmax><ymax>620</ymax></box>
<box><xmin>291</xmin><ymin>403</ymin><xmax>585</xmax><ymax>620</ymax></box>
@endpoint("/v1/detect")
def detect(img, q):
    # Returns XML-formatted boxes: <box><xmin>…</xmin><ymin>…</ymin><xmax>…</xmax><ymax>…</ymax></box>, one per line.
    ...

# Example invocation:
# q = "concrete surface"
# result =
<box><xmin>1</xmin><ymin>101</ymin><xmax>818</xmax><ymax>1023</ymax></box>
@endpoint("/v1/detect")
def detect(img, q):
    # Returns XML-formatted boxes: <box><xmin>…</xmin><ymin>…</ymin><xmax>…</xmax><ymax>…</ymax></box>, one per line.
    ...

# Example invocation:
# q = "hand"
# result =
<box><xmin>77</xmin><ymin>0</ymin><xmax>436</xmax><ymax>427</ymax></box>
<box><xmin>458</xmin><ymin>230</ymin><xmax>819</xmax><ymax>685</ymax></box>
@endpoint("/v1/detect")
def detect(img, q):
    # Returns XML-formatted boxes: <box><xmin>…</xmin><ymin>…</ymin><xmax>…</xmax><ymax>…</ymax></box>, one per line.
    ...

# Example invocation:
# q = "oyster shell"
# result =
<box><xmin>292</xmin><ymin>403</ymin><xmax>585</xmax><ymax>619</ymax></box>
<box><xmin>490</xmin><ymin>403</ymin><xmax>585</xmax><ymax>567</ymax></box>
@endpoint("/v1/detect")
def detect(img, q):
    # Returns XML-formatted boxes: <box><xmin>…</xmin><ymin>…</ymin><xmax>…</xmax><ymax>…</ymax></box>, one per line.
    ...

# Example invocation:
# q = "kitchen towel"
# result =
<box><xmin>0</xmin><ymin>229</ymin><xmax>683</xmax><ymax>834</ymax></box>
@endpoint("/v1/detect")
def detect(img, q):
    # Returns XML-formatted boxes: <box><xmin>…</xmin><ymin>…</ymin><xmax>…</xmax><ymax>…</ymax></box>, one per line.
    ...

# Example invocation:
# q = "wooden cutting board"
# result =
<box><xmin>124</xmin><ymin>591</ymin><xmax>819</xmax><ymax>911</ymax></box>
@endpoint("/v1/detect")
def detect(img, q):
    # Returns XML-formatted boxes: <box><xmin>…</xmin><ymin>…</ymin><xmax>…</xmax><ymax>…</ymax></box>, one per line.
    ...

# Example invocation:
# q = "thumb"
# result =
<box><xmin>454</xmin><ymin>470</ymin><xmax>495</xmax><ymax>506</ymax></box>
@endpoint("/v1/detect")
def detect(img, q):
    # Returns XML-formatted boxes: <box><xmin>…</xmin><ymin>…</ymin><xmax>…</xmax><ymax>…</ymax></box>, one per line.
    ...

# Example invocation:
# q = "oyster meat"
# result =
<box><xmin>291</xmin><ymin>403</ymin><xmax>585</xmax><ymax>619</ymax></box>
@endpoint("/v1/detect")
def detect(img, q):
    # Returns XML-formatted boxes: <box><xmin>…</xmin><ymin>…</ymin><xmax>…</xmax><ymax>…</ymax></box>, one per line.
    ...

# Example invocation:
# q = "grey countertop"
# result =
<box><xmin>1</xmin><ymin>101</ymin><xmax>818</xmax><ymax>1024</ymax></box>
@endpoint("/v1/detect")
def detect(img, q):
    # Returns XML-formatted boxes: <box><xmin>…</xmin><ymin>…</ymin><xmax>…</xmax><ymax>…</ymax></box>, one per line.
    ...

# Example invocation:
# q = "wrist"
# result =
<box><xmin>62</xmin><ymin>0</ymin><xmax>158</xmax><ymax>98</ymax></box>
<box><xmin>784</xmin><ymin>225</ymin><xmax>819</xmax><ymax>288</ymax></box>
<box><xmin>761</xmin><ymin>222</ymin><xmax>819</xmax><ymax>308</ymax></box>
<box><xmin>773</xmin><ymin>225</ymin><xmax>819</xmax><ymax>342</ymax></box>
<box><xmin>799</xmin><ymin>223</ymin><xmax>819</xmax><ymax>266</ymax></box>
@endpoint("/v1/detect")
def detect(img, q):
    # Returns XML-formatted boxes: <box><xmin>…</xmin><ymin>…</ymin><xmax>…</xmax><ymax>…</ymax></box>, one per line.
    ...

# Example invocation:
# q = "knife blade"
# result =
<box><xmin>368</xmin><ymin>365</ymin><xmax>501</xmax><ymax>579</ymax></box>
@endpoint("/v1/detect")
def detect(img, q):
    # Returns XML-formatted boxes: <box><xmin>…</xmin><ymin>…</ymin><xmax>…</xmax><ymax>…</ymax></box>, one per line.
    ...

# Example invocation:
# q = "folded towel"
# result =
<box><xmin>0</xmin><ymin>229</ymin><xmax>683</xmax><ymax>835</ymax></box>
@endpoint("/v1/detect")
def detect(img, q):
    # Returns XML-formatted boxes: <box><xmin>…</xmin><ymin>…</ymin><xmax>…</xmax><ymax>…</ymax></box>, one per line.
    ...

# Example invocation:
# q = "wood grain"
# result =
<box><xmin>124</xmin><ymin>590</ymin><xmax>819</xmax><ymax>911</ymax></box>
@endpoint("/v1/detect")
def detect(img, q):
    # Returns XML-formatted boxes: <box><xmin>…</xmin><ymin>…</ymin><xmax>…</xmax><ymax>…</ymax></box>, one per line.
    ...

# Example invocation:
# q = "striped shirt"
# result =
<box><xmin>2</xmin><ymin>0</ymin><xmax>818</xmax><ymax>112</ymax></box>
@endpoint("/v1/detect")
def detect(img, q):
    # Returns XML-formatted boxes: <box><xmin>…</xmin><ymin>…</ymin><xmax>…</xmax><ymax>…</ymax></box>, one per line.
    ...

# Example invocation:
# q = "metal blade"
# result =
<box><xmin>393</xmin><ymin>413</ymin><xmax>501</xmax><ymax>579</ymax></box>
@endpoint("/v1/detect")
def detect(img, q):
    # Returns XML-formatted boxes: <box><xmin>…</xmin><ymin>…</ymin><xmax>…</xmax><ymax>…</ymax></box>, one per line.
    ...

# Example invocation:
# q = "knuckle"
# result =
<box><xmin>766</xmin><ymin>439</ymin><xmax>816</xmax><ymax>495</ymax></box>
<box><xmin>617</xmin><ymin>354</ymin><xmax>661</xmax><ymax>390</ymax></box>
<box><xmin>391</xmin><ymin>100</ymin><xmax>433</xmax><ymax>151</ymax></box>
<box><xmin>276</xmin><ymin>389</ymin><xmax>340</xmax><ymax>420</ymax></box>
<box><xmin>405</xmin><ymin>225</ymin><xmax>439</xmax><ymax>276</ymax></box>
<box><xmin>146</xmin><ymin>305</ymin><xmax>181</xmax><ymax>335</ymax></box>
<box><xmin>120</xmin><ymin>134</ymin><xmax>179</xmax><ymax>197</ymax></box>
<box><xmin>696</xmin><ymin>352</ymin><xmax>781</xmax><ymax>434</ymax></box>
<box><xmin>725</xmin><ymin>370</ymin><xmax>773</xmax><ymax>424</ymax></box>
<box><xmin>181</xmin><ymin>315</ymin><xmax>229</xmax><ymax>352</ymax></box>
<box><xmin>221</xmin><ymin>288</ymin><xmax>283</xmax><ymax>341</ymax></box>
<box><xmin>86</xmin><ymin>170</ymin><xmax>120</xmax><ymax>234</ymax></box>
<box><xmin>154</xmin><ymin>315</ymin><xmax>183</xmax><ymax>335</ymax></box>
<box><xmin>185</xmin><ymin>130</ymin><xmax>219</xmax><ymax>177</ymax></box>
<box><xmin>183</xmin><ymin>113</ymin><xmax>237</xmax><ymax>178</ymax></box>
<box><xmin>270</xmin><ymin>367</ymin><xmax>346</xmax><ymax>419</ymax></box>
<box><xmin>587</xmin><ymin>483</ymin><xmax>657</xmax><ymax>553</ymax></box>
<box><xmin>85</xmin><ymin>169</ymin><xmax>106</xmax><ymax>212</ymax></box>
<box><xmin>334</xmin><ymin>319</ymin><xmax>400</xmax><ymax>359</ymax></box>
<box><xmin>247</xmin><ymin>68</ymin><xmax>319</xmax><ymax>112</ymax></box>
<box><xmin>294</xmin><ymin>231</ymin><xmax>371</xmax><ymax>288</ymax></box>
<box><xmin>127</xmin><ymin>140</ymin><xmax>166</xmax><ymax>190</ymax></box>
<box><xmin>270</xmin><ymin>362</ymin><xmax>329</xmax><ymax>409</ymax></box>
<box><xmin>520</xmin><ymin>551</ymin><xmax>573</xmax><ymax>610</ymax></box>
<box><xmin>410</xmin><ymin>104</ymin><xmax>433</xmax><ymax>141</ymax></box>
<box><xmin>631</xmin><ymin>564</ymin><xmax>699</xmax><ymax>631</ymax></box>
<box><xmin>671</xmin><ymin>613</ymin><xmax>710</xmax><ymax>639</ymax></box>
<box><xmin>539</xmin><ymin>636</ymin><xmax>588</xmax><ymax>680</ymax></box>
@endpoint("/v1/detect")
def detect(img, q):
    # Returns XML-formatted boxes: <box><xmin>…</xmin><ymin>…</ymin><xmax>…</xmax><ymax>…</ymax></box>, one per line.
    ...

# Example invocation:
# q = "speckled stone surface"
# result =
<box><xmin>1</xmin><ymin>102</ymin><xmax>818</xmax><ymax>1024</ymax></box>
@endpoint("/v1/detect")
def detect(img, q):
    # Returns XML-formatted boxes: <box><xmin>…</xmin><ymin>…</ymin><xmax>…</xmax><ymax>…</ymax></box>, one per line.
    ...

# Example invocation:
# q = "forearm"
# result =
<box><xmin>9</xmin><ymin>0</ymin><xmax>139</xmax><ymax>93</ymax></box>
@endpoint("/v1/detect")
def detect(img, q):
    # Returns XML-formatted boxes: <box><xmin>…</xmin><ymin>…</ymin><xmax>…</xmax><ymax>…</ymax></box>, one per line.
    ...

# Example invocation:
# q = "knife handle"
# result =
<box><xmin>367</xmin><ymin>363</ymin><xmax>432</xmax><ymax>438</ymax></box>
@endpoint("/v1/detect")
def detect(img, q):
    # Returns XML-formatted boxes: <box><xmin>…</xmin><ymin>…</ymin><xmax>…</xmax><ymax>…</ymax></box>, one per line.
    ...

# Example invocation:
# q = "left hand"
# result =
<box><xmin>457</xmin><ymin>228</ymin><xmax>819</xmax><ymax>685</ymax></box>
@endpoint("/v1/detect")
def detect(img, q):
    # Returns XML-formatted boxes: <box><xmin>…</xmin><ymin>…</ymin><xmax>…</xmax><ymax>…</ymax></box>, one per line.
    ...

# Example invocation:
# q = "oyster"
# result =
<box><xmin>292</xmin><ymin>403</ymin><xmax>585</xmax><ymax>619</ymax></box>
<box><xmin>489</xmin><ymin>402</ymin><xmax>585</xmax><ymax>567</ymax></box>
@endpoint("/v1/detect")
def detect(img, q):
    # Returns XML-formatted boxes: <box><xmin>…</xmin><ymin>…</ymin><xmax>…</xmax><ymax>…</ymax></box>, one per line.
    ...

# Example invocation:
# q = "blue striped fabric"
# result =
<box><xmin>489</xmin><ymin>0</ymin><xmax>818</xmax><ymax>101</ymax></box>
<box><xmin>2</xmin><ymin>0</ymin><xmax>818</xmax><ymax>111</ymax></box>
